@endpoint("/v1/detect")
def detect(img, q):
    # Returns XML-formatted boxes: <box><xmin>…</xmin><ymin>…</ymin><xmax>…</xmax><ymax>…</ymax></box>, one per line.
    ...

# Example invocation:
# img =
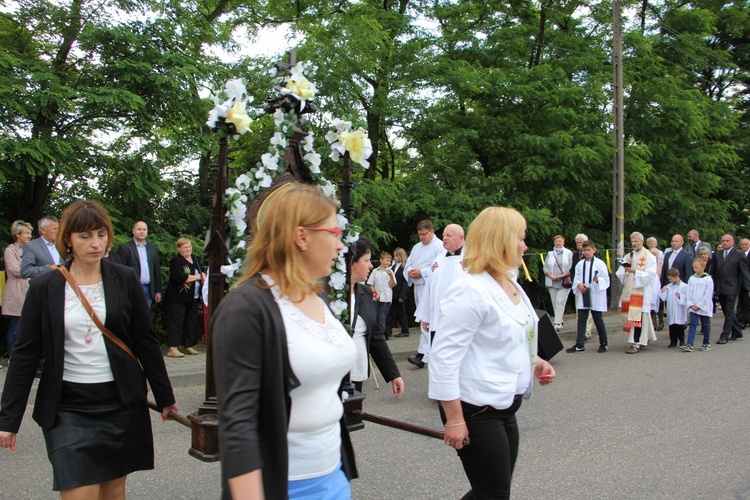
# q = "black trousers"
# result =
<box><xmin>718</xmin><ymin>294</ymin><xmax>743</xmax><ymax>339</ymax></box>
<box><xmin>166</xmin><ymin>300</ymin><xmax>198</xmax><ymax>348</ymax></box>
<box><xmin>668</xmin><ymin>324</ymin><xmax>686</xmax><ymax>346</ymax></box>
<box><xmin>441</xmin><ymin>396</ymin><xmax>523</xmax><ymax>500</ymax></box>
<box><xmin>387</xmin><ymin>299</ymin><xmax>410</xmax><ymax>333</ymax></box>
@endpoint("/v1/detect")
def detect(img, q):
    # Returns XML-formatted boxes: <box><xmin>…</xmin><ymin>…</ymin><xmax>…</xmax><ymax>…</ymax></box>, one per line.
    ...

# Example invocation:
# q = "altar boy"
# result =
<box><xmin>567</xmin><ymin>240</ymin><xmax>610</xmax><ymax>353</ymax></box>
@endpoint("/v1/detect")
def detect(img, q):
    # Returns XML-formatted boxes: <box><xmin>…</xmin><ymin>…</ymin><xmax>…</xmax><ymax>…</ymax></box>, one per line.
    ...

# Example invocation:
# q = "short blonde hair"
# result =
<box><xmin>237</xmin><ymin>182</ymin><xmax>338</xmax><ymax>301</ymax></box>
<box><xmin>463</xmin><ymin>207</ymin><xmax>526</xmax><ymax>280</ymax></box>
<box><xmin>646</xmin><ymin>236</ymin><xmax>658</xmax><ymax>247</ymax></box>
<box><xmin>176</xmin><ymin>237</ymin><xmax>192</xmax><ymax>249</ymax></box>
<box><xmin>10</xmin><ymin>220</ymin><xmax>32</xmax><ymax>238</ymax></box>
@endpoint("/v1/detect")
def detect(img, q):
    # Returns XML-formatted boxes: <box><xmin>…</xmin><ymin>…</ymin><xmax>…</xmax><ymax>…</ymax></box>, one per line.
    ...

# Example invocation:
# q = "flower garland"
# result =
<box><xmin>206</xmin><ymin>79</ymin><xmax>253</xmax><ymax>138</ymax></box>
<box><xmin>213</xmin><ymin>61</ymin><xmax>371</xmax><ymax>325</ymax></box>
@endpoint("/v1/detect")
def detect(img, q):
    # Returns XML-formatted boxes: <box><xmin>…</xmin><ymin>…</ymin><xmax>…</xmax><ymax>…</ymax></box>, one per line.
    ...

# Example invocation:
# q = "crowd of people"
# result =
<box><xmin>543</xmin><ymin>229</ymin><xmax>750</xmax><ymax>355</ymax></box>
<box><xmin>5</xmin><ymin>187</ymin><xmax>746</xmax><ymax>499</ymax></box>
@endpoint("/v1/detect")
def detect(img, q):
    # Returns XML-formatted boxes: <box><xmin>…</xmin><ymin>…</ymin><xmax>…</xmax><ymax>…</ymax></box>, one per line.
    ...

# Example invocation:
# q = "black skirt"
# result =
<box><xmin>42</xmin><ymin>381</ymin><xmax>154</xmax><ymax>491</ymax></box>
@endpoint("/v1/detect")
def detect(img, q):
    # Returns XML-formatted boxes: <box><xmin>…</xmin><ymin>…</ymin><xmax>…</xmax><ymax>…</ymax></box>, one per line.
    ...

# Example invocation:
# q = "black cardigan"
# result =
<box><xmin>211</xmin><ymin>275</ymin><xmax>358</xmax><ymax>500</ymax></box>
<box><xmin>0</xmin><ymin>260</ymin><xmax>175</xmax><ymax>432</ymax></box>
<box><xmin>353</xmin><ymin>282</ymin><xmax>401</xmax><ymax>382</ymax></box>
<box><xmin>165</xmin><ymin>254</ymin><xmax>202</xmax><ymax>304</ymax></box>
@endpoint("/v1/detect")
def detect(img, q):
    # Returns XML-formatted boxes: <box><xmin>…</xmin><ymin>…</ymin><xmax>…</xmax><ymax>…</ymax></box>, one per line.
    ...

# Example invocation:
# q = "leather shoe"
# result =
<box><xmin>167</xmin><ymin>349</ymin><xmax>185</xmax><ymax>358</ymax></box>
<box><xmin>407</xmin><ymin>356</ymin><xmax>425</xmax><ymax>368</ymax></box>
<box><xmin>394</xmin><ymin>332</ymin><xmax>410</xmax><ymax>338</ymax></box>
<box><xmin>184</xmin><ymin>347</ymin><xmax>199</xmax><ymax>355</ymax></box>
<box><xmin>717</xmin><ymin>338</ymin><xmax>728</xmax><ymax>345</ymax></box>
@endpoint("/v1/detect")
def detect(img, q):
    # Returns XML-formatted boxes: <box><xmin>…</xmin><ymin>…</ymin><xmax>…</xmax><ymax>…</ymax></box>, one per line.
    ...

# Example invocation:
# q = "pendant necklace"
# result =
<box><xmin>70</xmin><ymin>268</ymin><xmax>101</xmax><ymax>344</ymax></box>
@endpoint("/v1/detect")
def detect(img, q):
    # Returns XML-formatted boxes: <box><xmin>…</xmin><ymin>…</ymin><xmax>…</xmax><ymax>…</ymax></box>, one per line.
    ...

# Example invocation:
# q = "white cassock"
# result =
<box><xmin>659</xmin><ymin>281</ymin><xmax>688</xmax><ymax>325</ymax></box>
<box><xmin>572</xmin><ymin>258</ymin><xmax>610</xmax><ymax>312</ymax></box>
<box><xmin>616</xmin><ymin>250</ymin><xmax>657</xmax><ymax>346</ymax></box>
<box><xmin>403</xmin><ymin>236</ymin><xmax>443</xmax><ymax>313</ymax></box>
<box><xmin>686</xmin><ymin>274</ymin><xmax>714</xmax><ymax>318</ymax></box>
<box><xmin>414</xmin><ymin>250</ymin><xmax>466</xmax><ymax>362</ymax></box>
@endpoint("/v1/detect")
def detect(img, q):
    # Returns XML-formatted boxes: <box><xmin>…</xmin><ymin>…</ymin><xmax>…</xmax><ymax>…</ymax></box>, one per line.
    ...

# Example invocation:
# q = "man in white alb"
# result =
<box><xmin>616</xmin><ymin>232</ymin><xmax>658</xmax><ymax>353</ymax></box>
<box><xmin>409</xmin><ymin>224</ymin><xmax>465</xmax><ymax>368</ymax></box>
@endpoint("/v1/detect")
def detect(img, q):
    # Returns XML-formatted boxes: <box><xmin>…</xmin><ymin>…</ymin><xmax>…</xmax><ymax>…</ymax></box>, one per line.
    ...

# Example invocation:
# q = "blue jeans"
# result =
<box><xmin>376</xmin><ymin>301</ymin><xmax>391</xmax><ymax>336</ymax></box>
<box><xmin>687</xmin><ymin>312</ymin><xmax>711</xmax><ymax>346</ymax></box>
<box><xmin>142</xmin><ymin>284</ymin><xmax>153</xmax><ymax>308</ymax></box>
<box><xmin>5</xmin><ymin>316</ymin><xmax>20</xmax><ymax>356</ymax></box>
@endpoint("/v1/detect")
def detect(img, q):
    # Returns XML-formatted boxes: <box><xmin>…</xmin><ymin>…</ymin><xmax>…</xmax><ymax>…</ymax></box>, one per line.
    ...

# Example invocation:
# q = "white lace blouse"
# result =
<box><xmin>265</xmin><ymin>276</ymin><xmax>356</xmax><ymax>481</ymax></box>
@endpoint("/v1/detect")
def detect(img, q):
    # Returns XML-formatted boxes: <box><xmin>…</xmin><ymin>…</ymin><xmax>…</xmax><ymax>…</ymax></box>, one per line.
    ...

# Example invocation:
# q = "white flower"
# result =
<box><xmin>329</xmin><ymin>149</ymin><xmax>341</xmax><ymax>162</ymax></box>
<box><xmin>329</xmin><ymin>299</ymin><xmax>348</xmax><ymax>317</ymax></box>
<box><xmin>302</xmin><ymin>134</ymin><xmax>315</xmax><ymax>152</ymax></box>
<box><xmin>233</xmin><ymin>217</ymin><xmax>248</xmax><ymax>236</ymax></box>
<box><xmin>345</xmin><ymin>232</ymin><xmax>360</xmax><ymax>244</ymax></box>
<box><xmin>329</xmin><ymin>272</ymin><xmax>346</xmax><ymax>290</ymax></box>
<box><xmin>257</xmin><ymin>172</ymin><xmax>272</xmax><ymax>188</ymax></box>
<box><xmin>332</xmin><ymin>118</ymin><xmax>352</xmax><ymax>132</ymax></box>
<box><xmin>270</xmin><ymin>132</ymin><xmax>287</xmax><ymax>149</ymax></box>
<box><xmin>321</xmin><ymin>180</ymin><xmax>336</xmax><ymax>198</ymax></box>
<box><xmin>237</xmin><ymin>240</ymin><xmax>246</xmax><ymax>249</ymax></box>
<box><xmin>224</xmin><ymin>79</ymin><xmax>247</xmax><ymax>101</ymax></box>
<box><xmin>304</xmin><ymin>152</ymin><xmax>321</xmax><ymax>173</ymax></box>
<box><xmin>207</xmin><ymin>108</ymin><xmax>219</xmax><ymax>128</ymax></box>
<box><xmin>220</xmin><ymin>259</ymin><xmax>242</xmax><ymax>278</ymax></box>
<box><xmin>269</xmin><ymin>67</ymin><xmax>277</xmax><ymax>77</ymax></box>
<box><xmin>337</xmin><ymin>213</ymin><xmax>348</xmax><ymax>228</ymax></box>
<box><xmin>216</xmin><ymin>98</ymin><xmax>233</xmax><ymax>118</ymax></box>
<box><xmin>235</xmin><ymin>174</ymin><xmax>252</xmax><ymax>190</ymax></box>
<box><xmin>325</xmin><ymin>131</ymin><xmax>339</xmax><ymax>144</ymax></box>
<box><xmin>273</xmin><ymin>108</ymin><xmax>285</xmax><ymax>126</ymax></box>
<box><xmin>261</xmin><ymin>152</ymin><xmax>280</xmax><ymax>171</ymax></box>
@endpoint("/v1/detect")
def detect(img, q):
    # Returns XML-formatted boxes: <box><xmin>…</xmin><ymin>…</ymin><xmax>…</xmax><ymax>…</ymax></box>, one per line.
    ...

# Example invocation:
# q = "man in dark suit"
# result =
<box><xmin>661</xmin><ymin>234</ymin><xmax>694</xmax><ymax>284</ymax></box>
<box><xmin>390</xmin><ymin>249</ymin><xmax>411</xmax><ymax>337</ymax></box>
<box><xmin>736</xmin><ymin>238</ymin><xmax>750</xmax><ymax>327</ymax></box>
<box><xmin>20</xmin><ymin>215</ymin><xmax>61</xmax><ymax>279</ymax></box>
<box><xmin>686</xmin><ymin>229</ymin><xmax>713</xmax><ymax>257</ymax></box>
<box><xmin>117</xmin><ymin>221</ymin><xmax>162</xmax><ymax>307</ymax></box>
<box><xmin>713</xmin><ymin>234</ymin><xmax>750</xmax><ymax>344</ymax></box>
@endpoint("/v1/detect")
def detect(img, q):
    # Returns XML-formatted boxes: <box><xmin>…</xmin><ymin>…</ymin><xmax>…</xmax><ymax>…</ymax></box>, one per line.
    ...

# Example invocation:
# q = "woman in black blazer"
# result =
<box><xmin>164</xmin><ymin>237</ymin><xmax>204</xmax><ymax>357</ymax></box>
<box><xmin>0</xmin><ymin>200</ymin><xmax>176</xmax><ymax>496</ymax></box>
<box><xmin>349</xmin><ymin>236</ymin><xmax>404</xmax><ymax>396</ymax></box>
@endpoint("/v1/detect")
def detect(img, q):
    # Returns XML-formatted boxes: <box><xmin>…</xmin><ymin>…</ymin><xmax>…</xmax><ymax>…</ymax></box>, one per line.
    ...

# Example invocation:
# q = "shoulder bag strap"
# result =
<box><xmin>57</xmin><ymin>266</ymin><xmax>138</xmax><ymax>362</ymax></box>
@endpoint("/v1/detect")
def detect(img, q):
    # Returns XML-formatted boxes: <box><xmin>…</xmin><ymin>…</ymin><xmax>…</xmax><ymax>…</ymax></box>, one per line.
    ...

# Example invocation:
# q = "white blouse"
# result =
<box><xmin>429</xmin><ymin>272</ymin><xmax>537</xmax><ymax>410</ymax></box>
<box><xmin>63</xmin><ymin>281</ymin><xmax>114</xmax><ymax>383</ymax></box>
<box><xmin>267</xmin><ymin>277</ymin><xmax>356</xmax><ymax>481</ymax></box>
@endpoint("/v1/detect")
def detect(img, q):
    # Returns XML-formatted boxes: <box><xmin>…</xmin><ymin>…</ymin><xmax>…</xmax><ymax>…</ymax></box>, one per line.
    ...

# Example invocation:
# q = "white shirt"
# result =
<box><xmin>63</xmin><ymin>281</ymin><xmax>114</xmax><ymax>383</ymax></box>
<box><xmin>367</xmin><ymin>267</ymin><xmax>393</xmax><ymax>303</ymax></box>
<box><xmin>686</xmin><ymin>274</ymin><xmax>714</xmax><ymax>317</ymax></box>
<box><xmin>659</xmin><ymin>281</ymin><xmax>688</xmax><ymax>325</ymax></box>
<box><xmin>403</xmin><ymin>237</ymin><xmax>443</xmax><ymax>288</ymax></box>
<box><xmin>45</xmin><ymin>239</ymin><xmax>61</xmax><ymax>265</ymax></box>
<box><xmin>414</xmin><ymin>250</ymin><xmax>466</xmax><ymax>330</ymax></box>
<box><xmin>429</xmin><ymin>273</ymin><xmax>537</xmax><ymax>410</ymax></box>
<box><xmin>572</xmin><ymin>258</ymin><xmax>610</xmax><ymax>312</ymax></box>
<box><xmin>268</xmin><ymin>277</ymin><xmax>356</xmax><ymax>481</ymax></box>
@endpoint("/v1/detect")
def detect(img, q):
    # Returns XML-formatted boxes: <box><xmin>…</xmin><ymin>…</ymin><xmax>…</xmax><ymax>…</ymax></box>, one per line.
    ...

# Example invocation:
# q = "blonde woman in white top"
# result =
<box><xmin>429</xmin><ymin>206</ymin><xmax>555</xmax><ymax>500</ymax></box>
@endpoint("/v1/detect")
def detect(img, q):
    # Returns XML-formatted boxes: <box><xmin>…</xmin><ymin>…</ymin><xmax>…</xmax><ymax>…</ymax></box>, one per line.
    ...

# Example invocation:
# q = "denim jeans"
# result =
<box><xmin>375</xmin><ymin>301</ymin><xmax>391</xmax><ymax>336</ymax></box>
<box><xmin>687</xmin><ymin>312</ymin><xmax>711</xmax><ymax>346</ymax></box>
<box><xmin>5</xmin><ymin>316</ymin><xmax>20</xmax><ymax>356</ymax></box>
<box><xmin>142</xmin><ymin>284</ymin><xmax>153</xmax><ymax>308</ymax></box>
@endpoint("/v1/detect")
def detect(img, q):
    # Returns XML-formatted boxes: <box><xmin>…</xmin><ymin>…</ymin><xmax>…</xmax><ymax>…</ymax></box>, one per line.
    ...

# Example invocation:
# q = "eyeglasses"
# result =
<box><xmin>308</xmin><ymin>227</ymin><xmax>344</xmax><ymax>239</ymax></box>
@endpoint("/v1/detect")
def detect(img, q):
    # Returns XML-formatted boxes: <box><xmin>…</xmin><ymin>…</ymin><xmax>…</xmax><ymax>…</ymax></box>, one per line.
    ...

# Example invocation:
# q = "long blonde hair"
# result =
<box><xmin>462</xmin><ymin>207</ymin><xmax>526</xmax><ymax>281</ymax></box>
<box><xmin>235</xmin><ymin>183</ymin><xmax>338</xmax><ymax>300</ymax></box>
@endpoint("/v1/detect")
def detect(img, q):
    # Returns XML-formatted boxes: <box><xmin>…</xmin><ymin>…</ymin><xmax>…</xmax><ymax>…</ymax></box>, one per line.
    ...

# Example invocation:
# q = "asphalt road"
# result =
<box><xmin>2</xmin><ymin>313</ymin><xmax>750</xmax><ymax>499</ymax></box>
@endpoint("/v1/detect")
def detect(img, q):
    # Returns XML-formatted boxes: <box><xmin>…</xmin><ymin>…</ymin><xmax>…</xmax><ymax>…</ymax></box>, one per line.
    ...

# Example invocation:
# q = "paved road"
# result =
<box><xmin>2</xmin><ymin>313</ymin><xmax>750</xmax><ymax>499</ymax></box>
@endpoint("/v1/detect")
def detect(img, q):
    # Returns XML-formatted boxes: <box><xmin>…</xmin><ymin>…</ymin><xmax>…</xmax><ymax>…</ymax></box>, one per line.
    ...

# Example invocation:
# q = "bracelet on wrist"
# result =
<box><xmin>444</xmin><ymin>421</ymin><xmax>466</xmax><ymax>428</ymax></box>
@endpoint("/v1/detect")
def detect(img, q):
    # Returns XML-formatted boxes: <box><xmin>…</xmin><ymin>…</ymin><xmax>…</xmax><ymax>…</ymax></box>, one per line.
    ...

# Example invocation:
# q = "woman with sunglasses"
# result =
<box><xmin>3</xmin><ymin>220</ymin><xmax>33</xmax><ymax>358</ymax></box>
<box><xmin>212</xmin><ymin>182</ymin><xmax>358</xmax><ymax>499</ymax></box>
